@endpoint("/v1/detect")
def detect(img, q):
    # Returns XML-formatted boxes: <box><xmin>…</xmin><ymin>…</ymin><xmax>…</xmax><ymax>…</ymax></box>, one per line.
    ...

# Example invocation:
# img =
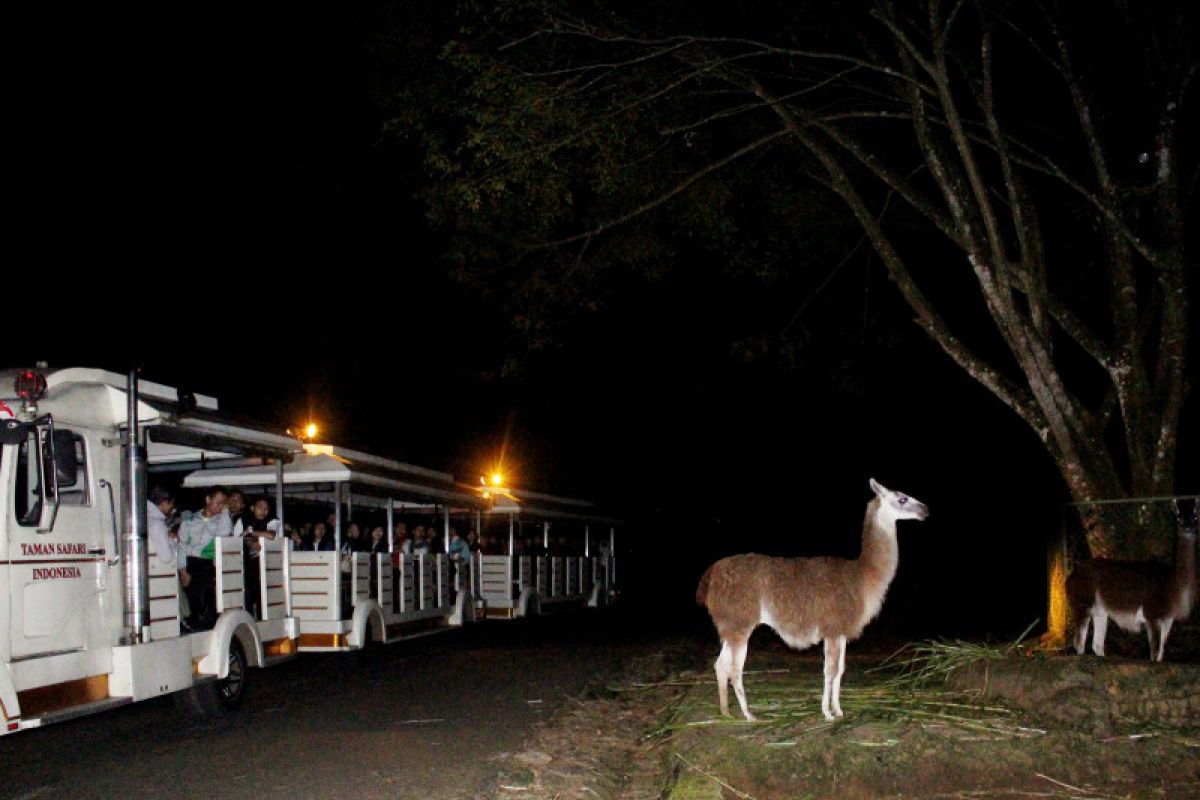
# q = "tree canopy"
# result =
<box><xmin>390</xmin><ymin>0</ymin><xmax>1196</xmax><ymax>562</ymax></box>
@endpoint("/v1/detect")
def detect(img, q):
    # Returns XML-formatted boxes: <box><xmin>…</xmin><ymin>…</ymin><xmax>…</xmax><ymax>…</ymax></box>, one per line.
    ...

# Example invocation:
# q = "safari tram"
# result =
<box><xmin>0</xmin><ymin>366</ymin><xmax>619</xmax><ymax>735</ymax></box>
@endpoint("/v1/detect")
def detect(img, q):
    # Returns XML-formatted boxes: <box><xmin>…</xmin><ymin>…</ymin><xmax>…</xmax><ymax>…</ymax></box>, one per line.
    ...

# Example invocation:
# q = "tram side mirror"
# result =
<box><xmin>51</xmin><ymin>429</ymin><xmax>78</xmax><ymax>487</ymax></box>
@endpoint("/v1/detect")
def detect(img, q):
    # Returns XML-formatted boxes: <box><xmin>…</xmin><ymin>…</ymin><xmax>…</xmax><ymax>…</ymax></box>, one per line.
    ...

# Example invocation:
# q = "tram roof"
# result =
<box><xmin>0</xmin><ymin>367</ymin><xmax>302</xmax><ymax>462</ymax></box>
<box><xmin>488</xmin><ymin>489</ymin><xmax>620</xmax><ymax>525</ymax></box>
<box><xmin>182</xmin><ymin>447</ymin><xmax>485</xmax><ymax>508</ymax></box>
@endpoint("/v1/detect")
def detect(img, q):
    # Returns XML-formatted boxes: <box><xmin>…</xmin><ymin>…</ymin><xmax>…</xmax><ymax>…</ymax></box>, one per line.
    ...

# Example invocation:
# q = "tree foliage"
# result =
<box><xmin>391</xmin><ymin>0</ymin><xmax>1196</xmax><ymax>556</ymax></box>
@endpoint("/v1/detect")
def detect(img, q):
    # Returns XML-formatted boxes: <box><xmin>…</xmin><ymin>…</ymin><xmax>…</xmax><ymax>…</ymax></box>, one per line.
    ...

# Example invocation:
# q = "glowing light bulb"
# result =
<box><xmin>305</xmin><ymin>423</ymin><xmax>318</xmax><ymax>439</ymax></box>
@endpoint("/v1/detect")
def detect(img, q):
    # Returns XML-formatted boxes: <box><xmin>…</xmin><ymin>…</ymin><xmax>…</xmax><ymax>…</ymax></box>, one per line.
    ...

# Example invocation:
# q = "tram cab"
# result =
<box><xmin>0</xmin><ymin>367</ymin><xmax>302</xmax><ymax>732</ymax></box>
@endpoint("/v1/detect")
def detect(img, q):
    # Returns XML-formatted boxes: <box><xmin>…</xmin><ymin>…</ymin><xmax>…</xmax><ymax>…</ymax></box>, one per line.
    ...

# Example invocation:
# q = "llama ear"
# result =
<box><xmin>869</xmin><ymin>478</ymin><xmax>885</xmax><ymax>496</ymax></box>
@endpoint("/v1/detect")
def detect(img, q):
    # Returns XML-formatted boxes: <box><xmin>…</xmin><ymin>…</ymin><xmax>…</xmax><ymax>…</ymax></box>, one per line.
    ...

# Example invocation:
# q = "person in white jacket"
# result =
<box><xmin>146</xmin><ymin>486</ymin><xmax>178</xmax><ymax>569</ymax></box>
<box><xmin>177</xmin><ymin>486</ymin><xmax>231</xmax><ymax>628</ymax></box>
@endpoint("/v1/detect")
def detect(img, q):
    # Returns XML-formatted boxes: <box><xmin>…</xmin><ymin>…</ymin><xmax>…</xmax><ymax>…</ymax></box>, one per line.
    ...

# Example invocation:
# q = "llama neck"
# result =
<box><xmin>856</xmin><ymin>498</ymin><xmax>900</xmax><ymax>615</ymax></box>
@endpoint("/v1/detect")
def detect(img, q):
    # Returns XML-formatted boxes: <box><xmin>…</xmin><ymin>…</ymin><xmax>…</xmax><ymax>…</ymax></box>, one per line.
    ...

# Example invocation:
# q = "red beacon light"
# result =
<box><xmin>15</xmin><ymin>369</ymin><xmax>47</xmax><ymax>402</ymax></box>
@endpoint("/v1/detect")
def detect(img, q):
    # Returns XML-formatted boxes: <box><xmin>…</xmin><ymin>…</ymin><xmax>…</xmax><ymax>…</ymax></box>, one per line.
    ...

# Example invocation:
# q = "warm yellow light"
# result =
<box><xmin>305</xmin><ymin>423</ymin><xmax>318</xmax><ymax>439</ymax></box>
<box><xmin>491</xmin><ymin>472</ymin><xmax>503</xmax><ymax>486</ymax></box>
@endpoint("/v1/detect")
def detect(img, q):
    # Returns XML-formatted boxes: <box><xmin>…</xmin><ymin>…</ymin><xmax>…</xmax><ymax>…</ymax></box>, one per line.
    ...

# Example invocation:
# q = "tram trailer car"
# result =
<box><xmin>0</xmin><ymin>366</ymin><xmax>320</xmax><ymax>734</ymax></box>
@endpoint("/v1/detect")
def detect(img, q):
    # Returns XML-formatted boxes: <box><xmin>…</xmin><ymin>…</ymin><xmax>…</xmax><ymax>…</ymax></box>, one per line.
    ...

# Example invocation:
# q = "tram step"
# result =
<box><xmin>28</xmin><ymin>696</ymin><xmax>134</xmax><ymax>728</ymax></box>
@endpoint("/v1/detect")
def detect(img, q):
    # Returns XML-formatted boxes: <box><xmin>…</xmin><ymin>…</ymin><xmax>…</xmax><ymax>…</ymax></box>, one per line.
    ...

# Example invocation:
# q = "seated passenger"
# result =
<box><xmin>176</xmin><ymin>486</ymin><xmax>232</xmax><ymax>630</ymax></box>
<box><xmin>147</xmin><ymin>486</ymin><xmax>178</xmax><ymax>569</ymax></box>
<box><xmin>226</xmin><ymin>490</ymin><xmax>251</xmax><ymax>533</ymax></box>
<box><xmin>446</xmin><ymin>526</ymin><xmax>471</xmax><ymax>589</ymax></box>
<box><xmin>411</xmin><ymin>525</ymin><xmax>430</xmax><ymax>554</ymax></box>
<box><xmin>237</xmin><ymin>496</ymin><xmax>280</xmax><ymax>618</ymax></box>
<box><xmin>392</xmin><ymin>522</ymin><xmax>411</xmax><ymax>562</ymax></box>
<box><xmin>341</xmin><ymin>522</ymin><xmax>364</xmax><ymax>555</ymax></box>
<box><xmin>306</xmin><ymin>521</ymin><xmax>336</xmax><ymax>551</ymax></box>
<box><xmin>370</xmin><ymin>525</ymin><xmax>389</xmax><ymax>555</ymax></box>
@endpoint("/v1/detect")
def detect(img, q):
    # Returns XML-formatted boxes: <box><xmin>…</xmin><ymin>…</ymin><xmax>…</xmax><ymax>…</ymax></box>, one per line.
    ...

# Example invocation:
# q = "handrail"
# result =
<box><xmin>97</xmin><ymin>479</ymin><xmax>121</xmax><ymax>566</ymax></box>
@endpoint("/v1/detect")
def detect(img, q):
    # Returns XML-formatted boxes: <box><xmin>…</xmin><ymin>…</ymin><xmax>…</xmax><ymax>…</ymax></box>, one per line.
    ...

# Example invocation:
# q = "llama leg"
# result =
<box><xmin>1155</xmin><ymin>619</ymin><xmax>1174</xmax><ymax>662</ymax></box>
<box><xmin>1073</xmin><ymin>614</ymin><xmax>1091</xmax><ymax>655</ymax></box>
<box><xmin>714</xmin><ymin>641</ymin><xmax>732</xmax><ymax>717</ymax></box>
<box><xmin>830</xmin><ymin>635</ymin><xmax>848</xmax><ymax>718</ymax></box>
<box><xmin>1091</xmin><ymin>613</ymin><xmax>1108</xmax><ymax>657</ymax></box>
<box><xmin>729</xmin><ymin>637</ymin><xmax>755</xmax><ymax>721</ymax></box>
<box><xmin>821</xmin><ymin>638</ymin><xmax>839</xmax><ymax>721</ymax></box>
<box><xmin>1146</xmin><ymin>623</ymin><xmax>1159</xmax><ymax>662</ymax></box>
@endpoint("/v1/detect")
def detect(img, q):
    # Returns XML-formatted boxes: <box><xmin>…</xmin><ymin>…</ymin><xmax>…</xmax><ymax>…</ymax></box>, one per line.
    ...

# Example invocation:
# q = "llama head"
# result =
<box><xmin>869</xmin><ymin>478</ymin><xmax>930</xmax><ymax>523</ymax></box>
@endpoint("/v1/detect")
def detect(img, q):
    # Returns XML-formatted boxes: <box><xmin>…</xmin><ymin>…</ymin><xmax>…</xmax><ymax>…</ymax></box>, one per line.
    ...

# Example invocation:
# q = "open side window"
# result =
<box><xmin>12</xmin><ymin>423</ymin><xmax>85</xmax><ymax>529</ymax></box>
<box><xmin>14</xmin><ymin>427</ymin><xmax>47</xmax><ymax>526</ymax></box>
<box><xmin>56</xmin><ymin>432</ymin><xmax>91</xmax><ymax>507</ymax></box>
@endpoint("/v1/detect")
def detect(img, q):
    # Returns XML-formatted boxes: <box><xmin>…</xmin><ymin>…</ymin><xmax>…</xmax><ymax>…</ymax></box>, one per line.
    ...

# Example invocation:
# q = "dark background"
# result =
<box><xmin>10</xmin><ymin>3</ymin><xmax>1197</xmax><ymax>639</ymax></box>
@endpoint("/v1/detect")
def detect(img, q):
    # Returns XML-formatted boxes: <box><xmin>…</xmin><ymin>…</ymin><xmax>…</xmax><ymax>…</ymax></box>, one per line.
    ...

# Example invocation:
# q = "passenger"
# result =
<box><xmin>227</xmin><ymin>490</ymin><xmax>251</xmax><ymax>532</ymax></box>
<box><xmin>412</xmin><ymin>525</ymin><xmax>431</xmax><ymax>555</ymax></box>
<box><xmin>467</xmin><ymin>530</ymin><xmax>480</xmax><ymax>554</ymax></box>
<box><xmin>392</xmin><ymin>522</ymin><xmax>411</xmax><ymax>557</ymax></box>
<box><xmin>341</xmin><ymin>522</ymin><xmax>365</xmax><ymax>554</ymax></box>
<box><xmin>288</xmin><ymin>527</ymin><xmax>304</xmax><ymax>551</ymax></box>
<box><xmin>370</xmin><ymin>525</ymin><xmax>388</xmax><ymax>554</ymax></box>
<box><xmin>447</xmin><ymin>526</ymin><xmax>471</xmax><ymax>589</ymax></box>
<box><xmin>176</xmin><ymin>485</ymin><xmax>232</xmax><ymax>630</ymax></box>
<box><xmin>237</xmin><ymin>496</ymin><xmax>280</xmax><ymax>619</ymax></box>
<box><xmin>307</xmin><ymin>521</ymin><xmax>336</xmax><ymax>552</ymax></box>
<box><xmin>340</xmin><ymin>522</ymin><xmax>363</xmax><ymax>575</ymax></box>
<box><xmin>147</xmin><ymin>487</ymin><xmax>191</xmax><ymax>624</ymax></box>
<box><xmin>146</xmin><ymin>486</ymin><xmax>178</xmax><ymax>569</ymax></box>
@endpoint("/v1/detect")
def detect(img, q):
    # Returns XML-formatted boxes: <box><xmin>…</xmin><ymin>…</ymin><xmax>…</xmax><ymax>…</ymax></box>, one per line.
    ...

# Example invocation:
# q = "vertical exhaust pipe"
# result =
<box><xmin>123</xmin><ymin>370</ymin><xmax>149</xmax><ymax>642</ymax></box>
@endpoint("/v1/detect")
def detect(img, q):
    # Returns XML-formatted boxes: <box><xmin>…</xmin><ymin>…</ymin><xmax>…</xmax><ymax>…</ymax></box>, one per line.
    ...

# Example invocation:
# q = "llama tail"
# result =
<box><xmin>696</xmin><ymin>564</ymin><xmax>715</xmax><ymax>607</ymax></box>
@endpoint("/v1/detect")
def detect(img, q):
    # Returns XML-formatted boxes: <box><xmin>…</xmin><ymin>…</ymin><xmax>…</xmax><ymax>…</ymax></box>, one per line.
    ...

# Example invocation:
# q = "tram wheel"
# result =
<box><xmin>175</xmin><ymin>640</ymin><xmax>248</xmax><ymax>718</ymax></box>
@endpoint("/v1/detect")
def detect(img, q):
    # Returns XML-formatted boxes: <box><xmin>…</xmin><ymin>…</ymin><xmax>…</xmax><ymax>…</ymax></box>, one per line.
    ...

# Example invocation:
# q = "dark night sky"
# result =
<box><xmin>11</xmin><ymin>3</ymin><xmax>1197</xmax><ymax>636</ymax></box>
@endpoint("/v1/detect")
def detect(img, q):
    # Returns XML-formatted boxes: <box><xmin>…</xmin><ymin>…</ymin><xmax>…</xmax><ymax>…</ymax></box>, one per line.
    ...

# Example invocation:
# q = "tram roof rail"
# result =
<box><xmin>182</xmin><ymin>451</ymin><xmax>486</xmax><ymax>508</ymax></box>
<box><xmin>0</xmin><ymin>367</ymin><xmax>220</xmax><ymax>412</ymax></box>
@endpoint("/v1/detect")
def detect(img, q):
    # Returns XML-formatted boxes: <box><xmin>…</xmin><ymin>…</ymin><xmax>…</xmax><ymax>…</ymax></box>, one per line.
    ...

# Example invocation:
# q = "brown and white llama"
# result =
<box><xmin>1067</xmin><ymin>499</ymin><xmax>1197</xmax><ymax>662</ymax></box>
<box><xmin>695</xmin><ymin>478</ymin><xmax>929</xmax><ymax>721</ymax></box>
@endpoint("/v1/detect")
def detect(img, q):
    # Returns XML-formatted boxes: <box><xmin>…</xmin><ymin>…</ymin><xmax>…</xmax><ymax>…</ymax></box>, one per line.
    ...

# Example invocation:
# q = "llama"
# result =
<box><xmin>695</xmin><ymin>478</ymin><xmax>929</xmax><ymax>721</ymax></box>
<box><xmin>1067</xmin><ymin>499</ymin><xmax>1197</xmax><ymax>662</ymax></box>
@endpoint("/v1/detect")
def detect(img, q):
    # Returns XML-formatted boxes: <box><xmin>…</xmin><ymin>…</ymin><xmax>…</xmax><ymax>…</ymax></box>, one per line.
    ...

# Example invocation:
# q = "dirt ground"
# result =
<box><xmin>490</xmin><ymin>635</ymin><xmax>1200</xmax><ymax>799</ymax></box>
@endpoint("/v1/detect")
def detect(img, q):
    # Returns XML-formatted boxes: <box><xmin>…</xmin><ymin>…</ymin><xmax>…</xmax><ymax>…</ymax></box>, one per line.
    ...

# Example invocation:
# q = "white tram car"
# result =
<box><xmin>0</xmin><ymin>367</ymin><xmax>617</xmax><ymax>735</ymax></box>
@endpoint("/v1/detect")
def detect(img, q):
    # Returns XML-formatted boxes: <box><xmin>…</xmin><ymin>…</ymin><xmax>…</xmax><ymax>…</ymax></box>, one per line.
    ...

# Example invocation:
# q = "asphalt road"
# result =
<box><xmin>0</xmin><ymin>610</ymin><xmax>654</xmax><ymax>800</ymax></box>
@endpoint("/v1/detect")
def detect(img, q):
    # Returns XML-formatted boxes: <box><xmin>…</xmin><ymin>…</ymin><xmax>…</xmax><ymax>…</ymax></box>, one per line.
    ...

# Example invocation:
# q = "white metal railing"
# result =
<box><xmin>580</xmin><ymin>556</ymin><xmax>592</xmax><ymax>597</ymax></box>
<box><xmin>290</xmin><ymin>551</ymin><xmax>339</xmax><ymax>621</ymax></box>
<box><xmin>374</xmin><ymin>552</ymin><xmax>395</xmax><ymax>612</ymax></box>
<box><xmin>260</xmin><ymin>538</ymin><xmax>289</xmax><ymax>620</ymax></box>
<box><xmin>215</xmin><ymin>536</ymin><xmax>244</xmax><ymax>613</ymax></box>
<box><xmin>566</xmin><ymin>556</ymin><xmax>578</xmax><ymax>595</ymax></box>
<box><xmin>399</xmin><ymin>555</ymin><xmax>416</xmax><ymax>613</ymax></box>
<box><xmin>350</xmin><ymin>552</ymin><xmax>371</xmax><ymax>608</ymax></box>
<box><xmin>147</xmin><ymin>543</ymin><xmax>181</xmax><ymax>640</ymax></box>
<box><xmin>436</xmin><ymin>554</ymin><xmax>448</xmax><ymax>608</ymax></box>
<box><xmin>551</xmin><ymin>557</ymin><xmax>564</xmax><ymax>597</ymax></box>
<box><xmin>479</xmin><ymin>554</ymin><xmax>514</xmax><ymax>608</ymax></box>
